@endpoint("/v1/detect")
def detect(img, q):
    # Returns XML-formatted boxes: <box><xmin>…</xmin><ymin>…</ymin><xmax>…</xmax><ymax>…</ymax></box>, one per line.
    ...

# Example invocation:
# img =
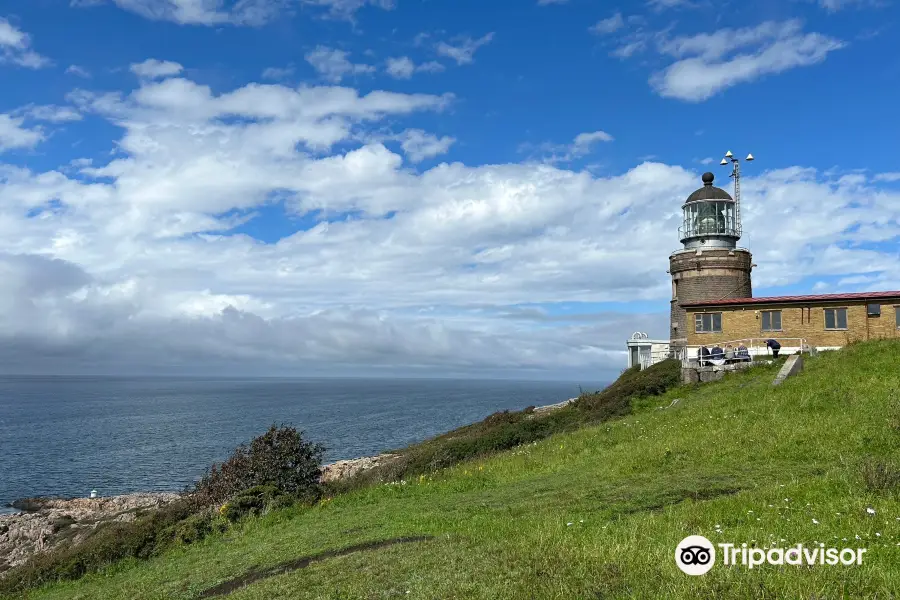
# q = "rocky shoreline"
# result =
<box><xmin>0</xmin><ymin>459</ymin><xmax>399</xmax><ymax>575</ymax></box>
<box><xmin>0</xmin><ymin>493</ymin><xmax>180</xmax><ymax>574</ymax></box>
<box><xmin>1</xmin><ymin>396</ymin><xmax>579</xmax><ymax>575</ymax></box>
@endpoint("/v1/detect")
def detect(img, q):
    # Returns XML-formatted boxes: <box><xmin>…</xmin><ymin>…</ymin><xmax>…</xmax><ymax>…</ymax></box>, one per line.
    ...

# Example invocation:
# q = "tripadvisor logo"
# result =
<box><xmin>675</xmin><ymin>536</ymin><xmax>867</xmax><ymax>575</ymax></box>
<box><xmin>676</xmin><ymin>535</ymin><xmax>716</xmax><ymax>575</ymax></box>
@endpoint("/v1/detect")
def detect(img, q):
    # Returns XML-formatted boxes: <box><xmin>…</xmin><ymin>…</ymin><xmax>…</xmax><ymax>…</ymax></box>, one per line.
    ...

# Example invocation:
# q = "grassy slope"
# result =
<box><xmin>24</xmin><ymin>341</ymin><xmax>900</xmax><ymax>599</ymax></box>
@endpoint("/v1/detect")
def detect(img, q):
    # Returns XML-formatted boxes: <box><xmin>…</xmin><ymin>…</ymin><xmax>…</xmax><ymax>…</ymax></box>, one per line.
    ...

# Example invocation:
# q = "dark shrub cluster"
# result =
<box><xmin>191</xmin><ymin>424</ymin><xmax>325</xmax><ymax>508</ymax></box>
<box><xmin>221</xmin><ymin>485</ymin><xmax>295</xmax><ymax>522</ymax></box>
<box><xmin>0</xmin><ymin>425</ymin><xmax>324</xmax><ymax>598</ymax></box>
<box><xmin>575</xmin><ymin>359</ymin><xmax>681</xmax><ymax>414</ymax></box>
<box><xmin>0</xmin><ymin>499</ymin><xmax>196</xmax><ymax>595</ymax></box>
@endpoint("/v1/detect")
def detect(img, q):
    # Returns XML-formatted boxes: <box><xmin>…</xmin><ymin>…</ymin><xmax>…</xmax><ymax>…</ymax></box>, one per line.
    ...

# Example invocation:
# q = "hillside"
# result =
<box><xmin>16</xmin><ymin>341</ymin><xmax>900</xmax><ymax>599</ymax></box>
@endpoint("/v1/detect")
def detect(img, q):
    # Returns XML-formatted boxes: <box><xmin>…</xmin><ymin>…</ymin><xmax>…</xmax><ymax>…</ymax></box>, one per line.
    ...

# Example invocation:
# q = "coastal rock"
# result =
<box><xmin>320</xmin><ymin>454</ymin><xmax>399</xmax><ymax>483</ymax></box>
<box><xmin>530</xmin><ymin>397</ymin><xmax>577</xmax><ymax>417</ymax></box>
<box><xmin>0</xmin><ymin>492</ymin><xmax>179</xmax><ymax>575</ymax></box>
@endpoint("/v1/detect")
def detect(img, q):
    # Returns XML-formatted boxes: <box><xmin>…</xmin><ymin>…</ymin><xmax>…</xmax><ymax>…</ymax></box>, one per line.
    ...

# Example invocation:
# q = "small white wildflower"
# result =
<box><xmin>876</xmin><ymin>532</ymin><xmax>881</xmax><ymax>537</ymax></box>
<box><xmin>856</xmin><ymin>535</ymin><xmax>861</xmax><ymax>540</ymax></box>
<box><xmin>567</xmin><ymin>522</ymin><xmax>573</xmax><ymax>526</ymax></box>
<box><xmin>812</xmin><ymin>519</ymin><xmax>819</xmax><ymax>524</ymax></box>
<box><xmin>866</xmin><ymin>507</ymin><xmax>876</xmax><ymax>515</ymax></box>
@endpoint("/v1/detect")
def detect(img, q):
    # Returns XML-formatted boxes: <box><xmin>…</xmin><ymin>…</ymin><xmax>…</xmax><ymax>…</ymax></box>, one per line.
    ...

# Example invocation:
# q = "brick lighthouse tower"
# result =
<box><xmin>669</xmin><ymin>164</ymin><xmax>754</xmax><ymax>350</ymax></box>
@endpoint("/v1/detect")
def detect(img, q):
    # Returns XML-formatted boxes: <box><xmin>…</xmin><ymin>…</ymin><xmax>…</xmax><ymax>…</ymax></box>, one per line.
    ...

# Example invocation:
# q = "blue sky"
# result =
<box><xmin>1</xmin><ymin>0</ymin><xmax>898</xmax><ymax>379</ymax></box>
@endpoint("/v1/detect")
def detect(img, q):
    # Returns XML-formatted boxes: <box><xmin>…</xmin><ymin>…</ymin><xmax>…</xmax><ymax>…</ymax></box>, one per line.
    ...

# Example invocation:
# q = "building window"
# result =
<box><xmin>824</xmin><ymin>307</ymin><xmax>848</xmax><ymax>330</ymax></box>
<box><xmin>761</xmin><ymin>310</ymin><xmax>782</xmax><ymax>331</ymax></box>
<box><xmin>868</xmin><ymin>304</ymin><xmax>881</xmax><ymax>317</ymax></box>
<box><xmin>695</xmin><ymin>312</ymin><xmax>722</xmax><ymax>333</ymax></box>
<box><xmin>896</xmin><ymin>306</ymin><xmax>900</xmax><ymax>329</ymax></box>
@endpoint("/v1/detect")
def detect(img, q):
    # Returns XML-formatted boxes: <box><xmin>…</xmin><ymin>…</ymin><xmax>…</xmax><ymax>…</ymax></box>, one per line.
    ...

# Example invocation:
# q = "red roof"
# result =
<box><xmin>682</xmin><ymin>290</ymin><xmax>900</xmax><ymax>308</ymax></box>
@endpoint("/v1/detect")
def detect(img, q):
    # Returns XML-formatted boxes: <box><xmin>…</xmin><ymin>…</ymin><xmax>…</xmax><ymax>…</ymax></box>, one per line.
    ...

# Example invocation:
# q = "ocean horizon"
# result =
<box><xmin>0</xmin><ymin>375</ymin><xmax>605</xmax><ymax>506</ymax></box>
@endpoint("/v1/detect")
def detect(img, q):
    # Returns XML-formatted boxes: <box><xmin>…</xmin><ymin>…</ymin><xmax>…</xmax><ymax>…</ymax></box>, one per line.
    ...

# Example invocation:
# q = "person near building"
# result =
<box><xmin>724</xmin><ymin>345</ymin><xmax>735</xmax><ymax>364</ymax></box>
<box><xmin>700</xmin><ymin>346</ymin><xmax>710</xmax><ymax>367</ymax></box>
<box><xmin>737</xmin><ymin>343</ymin><xmax>750</xmax><ymax>361</ymax></box>
<box><xmin>766</xmin><ymin>338</ymin><xmax>781</xmax><ymax>358</ymax></box>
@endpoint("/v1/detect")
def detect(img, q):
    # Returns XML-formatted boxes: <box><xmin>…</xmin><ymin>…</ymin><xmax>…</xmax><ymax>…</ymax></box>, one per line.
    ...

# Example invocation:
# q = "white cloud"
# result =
<box><xmin>130</xmin><ymin>58</ymin><xmax>184</xmax><ymax>79</ymax></box>
<box><xmin>73</xmin><ymin>0</ymin><xmax>394</xmax><ymax>25</ymax></box>
<box><xmin>398</xmin><ymin>129</ymin><xmax>455</xmax><ymax>163</ymax></box>
<box><xmin>66</xmin><ymin>64</ymin><xmax>92</xmax><ymax>78</ymax></box>
<box><xmin>0</xmin><ymin>17</ymin><xmax>51</xmax><ymax>69</ymax></box>
<box><xmin>647</xmin><ymin>0</ymin><xmax>697</xmax><ymax>9</ymax></box>
<box><xmin>435</xmin><ymin>33</ymin><xmax>494</xmax><ymax>65</ymax></box>
<box><xmin>262</xmin><ymin>65</ymin><xmax>295</xmax><ymax>80</ymax></box>
<box><xmin>589</xmin><ymin>13</ymin><xmax>625</xmax><ymax>35</ymax></box>
<box><xmin>650</xmin><ymin>20</ymin><xmax>845</xmax><ymax>101</ymax></box>
<box><xmin>305</xmin><ymin>46</ymin><xmax>375</xmax><ymax>83</ymax></box>
<box><xmin>385</xmin><ymin>56</ymin><xmax>445</xmax><ymax>79</ymax></box>
<box><xmin>816</xmin><ymin>0</ymin><xmax>882</xmax><ymax>11</ymax></box>
<box><xmin>19</xmin><ymin>105</ymin><xmax>83</xmax><ymax>123</ymax></box>
<box><xmin>0</xmin><ymin>114</ymin><xmax>44</xmax><ymax>152</ymax></box>
<box><xmin>299</xmin><ymin>0</ymin><xmax>395</xmax><ymax>19</ymax></box>
<box><xmin>874</xmin><ymin>172</ymin><xmax>900</xmax><ymax>182</ymax></box>
<box><xmin>3</xmin><ymin>73</ymin><xmax>900</xmax><ymax>377</ymax></box>
<box><xmin>385</xmin><ymin>56</ymin><xmax>414</xmax><ymax>78</ymax></box>
<box><xmin>573</xmin><ymin>131</ymin><xmax>614</xmax><ymax>147</ymax></box>
<box><xmin>522</xmin><ymin>130</ymin><xmax>614</xmax><ymax>163</ymax></box>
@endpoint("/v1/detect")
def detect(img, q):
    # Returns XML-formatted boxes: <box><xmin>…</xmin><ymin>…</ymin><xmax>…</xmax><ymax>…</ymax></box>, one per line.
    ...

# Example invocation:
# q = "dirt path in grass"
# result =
<box><xmin>196</xmin><ymin>536</ymin><xmax>434</xmax><ymax>598</ymax></box>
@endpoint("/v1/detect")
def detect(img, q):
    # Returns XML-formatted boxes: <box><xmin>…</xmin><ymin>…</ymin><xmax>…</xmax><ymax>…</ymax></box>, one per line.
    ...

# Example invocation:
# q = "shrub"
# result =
<box><xmin>0</xmin><ymin>498</ymin><xmax>196</xmax><ymax>595</ymax></box>
<box><xmin>165</xmin><ymin>511</ymin><xmax>227</xmax><ymax>547</ymax></box>
<box><xmin>575</xmin><ymin>359</ymin><xmax>681</xmax><ymax>415</ymax></box>
<box><xmin>221</xmin><ymin>485</ymin><xmax>293</xmax><ymax>523</ymax></box>
<box><xmin>0</xmin><ymin>425</ymin><xmax>326</xmax><ymax>597</ymax></box>
<box><xmin>191</xmin><ymin>424</ymin><xmax>326</xmax><ymax>507</ymax></box>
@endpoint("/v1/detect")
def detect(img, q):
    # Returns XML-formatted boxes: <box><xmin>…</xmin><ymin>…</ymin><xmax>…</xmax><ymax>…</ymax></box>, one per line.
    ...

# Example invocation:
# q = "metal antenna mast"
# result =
<box><xmin>720</xmin><ymin>150</ymin><xmax>754</xmax><ymax>236</ymax></box>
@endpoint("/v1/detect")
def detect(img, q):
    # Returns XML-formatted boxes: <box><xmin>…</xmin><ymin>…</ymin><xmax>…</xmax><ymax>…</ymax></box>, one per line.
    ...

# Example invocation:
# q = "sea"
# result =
<box><xmin>0</xmin><ymin>376</ymin><xmax>602</xmax><ymax>509</ymax></box>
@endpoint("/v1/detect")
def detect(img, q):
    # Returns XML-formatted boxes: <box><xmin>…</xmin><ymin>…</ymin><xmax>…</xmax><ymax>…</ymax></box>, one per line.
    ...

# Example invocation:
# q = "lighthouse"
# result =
<box><xmin>669</xmin><ymin>169</ymin><xmax>754</xmax><ymax>349</ymax></box>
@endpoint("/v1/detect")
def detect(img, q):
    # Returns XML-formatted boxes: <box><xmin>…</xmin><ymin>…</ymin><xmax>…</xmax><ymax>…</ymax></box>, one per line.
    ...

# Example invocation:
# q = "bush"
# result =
<box><xmin>575</xmin><ymin>359</ymin><xmax>681</xmax><ymax>414</ymax></box>
<box><xmin>191</xmin><ymin>424</ymin><xmax>326</xmax><ymax>507</ymax></box>
<box><xmin>221</xmin><ymin>485</ymin><xmax>293</xmax><ymax>523</ymax></box>
<box><xmin>0</xmin><ymin>498</ymin><xmax>196</xmax><ymax>595</ymax></box>
<box><xmin>165</xmin><ymin>511</ymin><xmax>227</xmax><ymax>547</ymax></box>
<box><xmin>0</xmin><ymin>425</ymin><xmax>326</xmax><ymax>597</ymax></box>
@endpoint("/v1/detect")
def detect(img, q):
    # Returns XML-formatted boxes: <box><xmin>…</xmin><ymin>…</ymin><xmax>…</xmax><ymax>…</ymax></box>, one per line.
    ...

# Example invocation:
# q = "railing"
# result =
<box><xmin>678</xmin><ymin>223</ymin><xmax>742</xmax><ymax>239</ymax></box>
<box><xmin>678</xmin><ymin>338</ymin><xmax>810</xmax><ymax>368</ymax></box>
<box><xmin>637</xmin><ymin>349</ymin><xmax>674</xmax><ymax>370</ymax></box>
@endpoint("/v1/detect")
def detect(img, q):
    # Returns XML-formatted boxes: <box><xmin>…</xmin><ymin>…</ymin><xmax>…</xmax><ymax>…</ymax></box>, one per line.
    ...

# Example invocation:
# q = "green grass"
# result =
<box><xmin>16</xmin><ymin>341</ymin><xmax>900</xmax><ymax>599</ymax></box>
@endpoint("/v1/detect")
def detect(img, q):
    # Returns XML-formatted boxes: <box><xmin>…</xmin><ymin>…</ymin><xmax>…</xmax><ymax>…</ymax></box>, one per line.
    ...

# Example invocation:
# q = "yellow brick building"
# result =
<box><xmin>682</xmin><ymin>292</ymin><xmax>900</xmax><ymax>351</ymax></box>
<box><xmin>642</xmin><ymin>161</ymin><xmax>900</xmax><ymax>367</ymax></box>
